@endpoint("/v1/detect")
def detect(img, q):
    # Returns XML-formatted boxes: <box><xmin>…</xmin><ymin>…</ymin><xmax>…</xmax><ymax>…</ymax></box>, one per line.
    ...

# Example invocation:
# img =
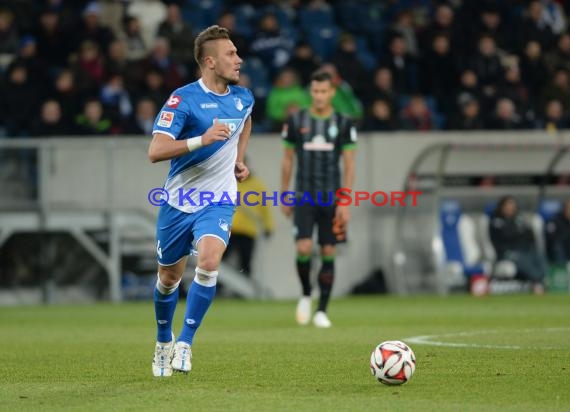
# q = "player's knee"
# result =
<box><xmin>197</xmin><ymin>256</ymin><xmax>220</xmax><ymax>272</ymax></box>
<box><xmin>195</xmin><ymin>267</ymin><xmax>218</xmax><ymax>287</ymax></box>
<box><xmin>321</xmin><ymin>245</ymin><xmax>336</xmax><ymax>256</ymax></box>
<box><xmin>158</xmin><ymin>267</ymin><xmax>182</xmax><ymax>287</ymax></box>
<box><xmin>297</xmin><ymin>240</ymin><xmax>312</xmax><ymax>256</ymax></box>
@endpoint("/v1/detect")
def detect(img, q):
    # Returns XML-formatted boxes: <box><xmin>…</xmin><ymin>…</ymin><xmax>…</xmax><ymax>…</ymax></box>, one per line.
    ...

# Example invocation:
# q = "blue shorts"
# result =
<box><xmin>155</xmin><ymin>203</ymin><xmax>235</xmax><ymax>266</ymax></box>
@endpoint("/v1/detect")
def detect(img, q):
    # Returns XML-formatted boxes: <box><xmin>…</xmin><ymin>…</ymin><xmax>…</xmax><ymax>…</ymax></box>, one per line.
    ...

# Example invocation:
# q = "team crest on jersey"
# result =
<box><xmin>218</xmin><ymin>219</ymin><xmax>229</xmax><ymax>232</ymax></box>
<box><xmin>328</xmin><ymin>123</ymin><xmax>338</xmax><ymax>139</ymax></box>
<box><xmin>166</xmin><ymin>95</ymin><xmax>181</xmax><ymax>108</ymax></box>
<box><xmin>233</xmin><ymin>97</ymin><xmax>244</xmax><ymax>111</ymax></box>
<box><xmin>157</xmin><ymin>111</ymin><xmax>174</xmax><ymax>128</ymax></box>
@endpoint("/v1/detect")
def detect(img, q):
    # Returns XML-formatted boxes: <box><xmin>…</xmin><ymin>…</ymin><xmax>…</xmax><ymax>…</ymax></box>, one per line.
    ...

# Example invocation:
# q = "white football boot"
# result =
<box><xmin>295</xmin><ymin>296</ymin><xmax>312</xmax><ymax>325</ymax></box>
<box><xmin>152</xmin><ymin>332</ymin><xmax>175</xmax><ymax>377</ymax></box>
<box><xmin>313</xmin><ymin>311</ymin><xmax>332</xmax><ymax>328</ymax></box>
<box><xmin>171</xmin><ymin>341</ymin><xmax>192</xmax><ymax>373</ymax></box>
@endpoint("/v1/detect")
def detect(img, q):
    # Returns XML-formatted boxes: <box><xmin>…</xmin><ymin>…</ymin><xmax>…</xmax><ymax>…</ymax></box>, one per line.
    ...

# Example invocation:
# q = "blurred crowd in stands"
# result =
<box><xmin>2</xmin><ymin>0</ymin><xmax>570</xmax><ymax>136</ymax></box>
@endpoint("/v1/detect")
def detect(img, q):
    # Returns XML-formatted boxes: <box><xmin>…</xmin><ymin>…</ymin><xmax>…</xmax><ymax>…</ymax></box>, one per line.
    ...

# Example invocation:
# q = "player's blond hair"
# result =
<box><xmin>194</xmin><ymin>25</ymin><xmax>230</xmax><ymax>66</ymax></box>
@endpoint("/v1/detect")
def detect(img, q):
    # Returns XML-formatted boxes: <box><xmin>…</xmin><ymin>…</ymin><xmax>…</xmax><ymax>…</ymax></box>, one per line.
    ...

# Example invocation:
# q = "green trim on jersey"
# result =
<box><xmin>282</xmin><ymin>140</ymin><xmax>296</xmax><ymax>148</ymax></box>
<box><xmin>342</xmin><ymin>143</ymin><xmax>357</xmax><ymax>151</ymax></box>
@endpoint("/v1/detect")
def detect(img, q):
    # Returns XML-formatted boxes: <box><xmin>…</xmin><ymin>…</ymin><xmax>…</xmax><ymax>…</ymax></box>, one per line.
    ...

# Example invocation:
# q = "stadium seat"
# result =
<box><xmin>439</xmin><ymin>200</ymin><xmax>487</xmax><ymax>287</ymax></box>
<box><xmin>305</xmin><ymin>25</ymin><xmax>340</xmax><ymax>61</ymax></box>
<box><xmin>354</xmin><ymin>36</ymin><xmax>378</xmax><ymax>71</ymax></box>
<box><xmin>240</xmin><ymin>57</ymin><xmax>270</xmax><ymax>99</ymax></box>
<box><xmin>298</xmin><ymin>6</ymin><xmax>335</xmax><ymax>32</ymax></box>
<box><xmin>182</xmin><ymin>0</ymin><xmax>223</xmax><ymax>33</ymax></box>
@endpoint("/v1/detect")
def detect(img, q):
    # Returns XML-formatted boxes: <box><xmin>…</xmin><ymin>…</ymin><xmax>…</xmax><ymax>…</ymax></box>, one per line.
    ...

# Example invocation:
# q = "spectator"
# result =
<box><xmin>331</xmin><ymin>33</ymin><xmax>369</xmax><ymax>95</ymax></box>
<box><xmin>287</xmin><ymin>41</ymin><xmax>320</xmax><ymax>86</ymax></box>
<box><xmin>363</xmin><ymin>66</ymin><xmax>399</xmax><ymax>112</ymax></box>
<box><xmin>142</xmin><ymin>37</ymin><xmax>185</xmax><ymax>91</ymax></box>
<box><xmin>125</xmin><ymin>0</ymin><xmax>167</xmax><ymax>51</ymax></box>
<box><xmin>217</xmin><ymin>11</ymin><xmax>250</xmax><ymax>59</ymax></box>
<box><xmin>545</xmin><ymin>200</ymin><xmax>570</xmax><ymax>265</ymax></box>
<box><xmin>134</xmin><ymin>68</ymin><xmax>170</xmax><ymax>111</ymax></box>
<box><xmin>489</xmin><ymin>195</ymin><xmax>547</xmax><ymax>294</ymax></box>
<box><xmin>318</xmin><ymin>63</ymin><xmax>364</xmax><ymax>119</ymax></box>
<box><xmin>362</xmin><ymin>98</ymin><xmax>398</xmax><ymax>131</ymax></box>
<box><xmin>70</xmin><ymin>40</ymin><xmax>105</xmax><ymax>94</ymax></box>
<box><xmin>8</xmin><ymin>35</ymin><xmax>49</xmax><ymax>90</ymax></box>
<box><xmin>486</xmin><ymin>98</ymin><xmax>525</xmax><ymax>129</ymax></box>
<box><xmin>544</xmin><ymin>32</ymin><xmax>570</xmax><ymax>74</ymax></box>
<box><xmin>539</xmin><ymin>0</ymin><xmax>566</xmax><ymax>36</ymax></box>
<box><xmin>75</xmin><ymin>98</ymin><xmax>112</xmax><ymax>135</ymax></box>
<box><xmin>50</xmin><ymin>69</ymin><xmax>82</xmax><ymax>124</ymax></box>
<box><xmin>250</xmin><ymin>12</ymin><xmax>295</xmax><ymax>77</ymax></box>
<box><xmin>538</xmin><ymin>98</ymin><xmax>569</xmax><ymax>131</ymax></box>
<box><xmin>496</xmin><ymin>64</ymin><xmax>530</xmax><ymax>121</ymax></box>
<box><xmin>157</xmin><ymin>4</ymin><xmax>194</xmax><ymax>66</ymax></box>
<box><xmin>448</xmin><ymin>93</ymin><xmax>485</xmax><ymax>130</ymax></box>
<box><xmin>30</xmin><ymin>99</ymin><xmax>75</xmax><ymax>136</ymax></box>
<box><xmin>540</xmin><ymin>67</ymin><xmax>570</xmax><ymax>113</ymax></box>
<box><xmin>520</xmin><ymin>40</ymin><xmax>549</xmax><ymax>110</ymax></box>
<box><xmin>518</xmin><ymin>0</ymin><xmax>555</xmax><ymax>51</ymax></box>
<box><xmin>123</xmin><ymin>98</ymin><xmax>157</xmax><ymax>135</ymax></box>
<box><xmin>380</xmin><ymin>34</ymin><xmax>419</xmax><ymax>94</ymax></box>
<box><xmin>265</xmin><ymin>67</ymin><xmax>310</xmax><ymax>130</ymax></box>
<box><xmin>467</xmin><ymin>34</ymin><xmax>503</xmax><ymax>100</ymax></box>
<box><xmin>75</xmin><ymin>2</ymin><xmax>115</xmax><ymax>54</ymax></box>
<box><xmin>0</xmin><ymin>8</ymin><xmax>19</xmax><ymax>58</ymax></box>
<box><xmin>120</xmin><ymin>16</ymin><xmax>148</xmax><ymax>63</ymax></box>
<box><xmin>421</xmin><ymin>3</ymin><xmax>460</xmax><ymax>55</ymax></box>
<box><xmin>1</xmin><ymin>64</ymin><xmax>38</xmax><ymax>136</ymax></box>
<box><xmin>389</xmin><ymin>10</ymin><xmax>419</xmax><ymax>58</ymax></box>
<box><xmin>464</xmin><ymin>5</ymin><xmax>509</xmax><ymax>52</ymax></box>
<box><xmin>399</xmin><ymin>95</ymin><xmax>433</xmax><ymax>131</ymax></box>
<box><xmin>35</xmin><ymin>8</ymin><xmax>72</xmax><ymax>70</ymax></box>
<box><xmin>99</xmin><ymin>73</ymin><xmax>133</xmax><ymax>125</ymax></box>
<box><xmin>421</xmin><ymin>33</ymin><xmax>457</xmax><ymax>114</ymax></box>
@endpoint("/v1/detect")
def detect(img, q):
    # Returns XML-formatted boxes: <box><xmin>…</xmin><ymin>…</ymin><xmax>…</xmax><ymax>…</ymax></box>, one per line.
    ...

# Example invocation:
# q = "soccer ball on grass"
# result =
<box><xmin>370</xmin><ymin>340</ymin><xmax>416</xmax><ymax>385</ymax></box>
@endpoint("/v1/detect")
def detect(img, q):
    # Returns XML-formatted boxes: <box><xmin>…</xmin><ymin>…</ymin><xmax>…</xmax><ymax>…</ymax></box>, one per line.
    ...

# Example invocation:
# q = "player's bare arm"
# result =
<box><xmin>235</xmin><ymin>116</ymin><xmax>252</xmax><ymax>182</ymax></box>
<box><xmin>148</xmin><ymin>121</ymin><xmax>231</xmax><ymax>163</ymax></box>
<box><xmin>337</xmin><ymin>149</ymin><xmax>355</xmax><ymax>223</ymax></box>
<box><xmin>280</xmin><ymin>146</ymin><xmax>295</xmax><ymax>218</ymax></box>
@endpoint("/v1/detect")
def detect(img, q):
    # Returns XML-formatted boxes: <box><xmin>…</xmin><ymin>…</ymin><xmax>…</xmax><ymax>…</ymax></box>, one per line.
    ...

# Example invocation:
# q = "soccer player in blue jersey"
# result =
<box><xmin>147</xmin><ymin>25</ymin><xmax>254</xmax><ymax>377</ymax></box>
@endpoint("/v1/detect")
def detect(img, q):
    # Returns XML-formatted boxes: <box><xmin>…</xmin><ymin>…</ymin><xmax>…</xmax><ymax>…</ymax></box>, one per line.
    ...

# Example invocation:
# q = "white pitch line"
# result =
<box><xmin>404</xmin><ymin>327</ymin><xmax>570</xmax><ymax>350</ymax></box>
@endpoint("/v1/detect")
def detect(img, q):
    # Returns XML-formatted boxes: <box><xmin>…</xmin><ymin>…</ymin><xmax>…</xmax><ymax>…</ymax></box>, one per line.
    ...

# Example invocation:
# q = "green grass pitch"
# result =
<box><xmin>1</xmin><ymin>295</ymin><xmax>569</xmax><ymax>411</ymax></box>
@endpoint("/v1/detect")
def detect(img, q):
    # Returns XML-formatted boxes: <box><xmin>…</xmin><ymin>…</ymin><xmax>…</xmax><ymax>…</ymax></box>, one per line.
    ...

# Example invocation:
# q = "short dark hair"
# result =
<box><xmin>194</xmin><ymin>25</ymin><xmax>230</xmax><ymax>66</ymax></box>
<box><xmin>310</xmin><ymin>70</ymin><xmax>333</xmax><ymax>84</ymax></box>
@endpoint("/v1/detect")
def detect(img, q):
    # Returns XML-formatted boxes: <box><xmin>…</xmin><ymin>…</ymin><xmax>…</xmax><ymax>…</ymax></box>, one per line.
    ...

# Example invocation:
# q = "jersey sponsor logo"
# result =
<box><xmin>233</xmin><ymin>97</ymin><xmax>244</xmax><ymax>111</ymax></box>
<box><xmin>303</xmin><ymin>135</ymin><xmax>334</xmax><ymax>151</ymax></box>
<box><xmin>200</xmin><ymin>102</ymin><xmax>218</xmax><ymax>109</ymax></box>
<box><xmin>166</xmin><ymin>95</ymin><xmax>181</xmax><ymax>108</ymax></box>
<box><xmin>157</xmin><ymin>111</ymin><xmax>174</xmax><ymax>128</ymax></box>
<box><xmin>215</xmin><ymin>118</ymin><xmax>241</xmax><ymax>134</ymax></box>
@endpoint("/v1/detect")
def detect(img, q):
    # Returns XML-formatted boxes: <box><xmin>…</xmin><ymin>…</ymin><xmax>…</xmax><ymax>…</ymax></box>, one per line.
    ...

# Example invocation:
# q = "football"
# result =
<box><xmin>370</xmin><ymin>340</ymin><xmax>416</xmax><ymax>385</ymax></box>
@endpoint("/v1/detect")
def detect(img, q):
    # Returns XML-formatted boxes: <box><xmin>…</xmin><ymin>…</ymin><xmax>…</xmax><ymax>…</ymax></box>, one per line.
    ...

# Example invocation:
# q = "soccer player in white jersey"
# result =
<box><xmin>147</xmin><ymin>25</ymin><xmax>254</xmax><ymax>377</ymax></box>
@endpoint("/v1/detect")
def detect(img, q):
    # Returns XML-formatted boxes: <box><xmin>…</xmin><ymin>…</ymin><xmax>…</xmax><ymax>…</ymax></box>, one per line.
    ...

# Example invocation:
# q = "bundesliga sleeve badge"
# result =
<box><xmin>157</xmin><ymin>111</ymin><xmax>174</xmax><ymax>128</ymax></box>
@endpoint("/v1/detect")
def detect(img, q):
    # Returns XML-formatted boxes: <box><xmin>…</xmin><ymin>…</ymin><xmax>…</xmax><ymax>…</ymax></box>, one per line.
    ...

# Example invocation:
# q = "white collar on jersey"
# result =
<box><xmin>198</xmin><ymin>78</ymin><xmax>230</xmax><ymax>96</ymax></box>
